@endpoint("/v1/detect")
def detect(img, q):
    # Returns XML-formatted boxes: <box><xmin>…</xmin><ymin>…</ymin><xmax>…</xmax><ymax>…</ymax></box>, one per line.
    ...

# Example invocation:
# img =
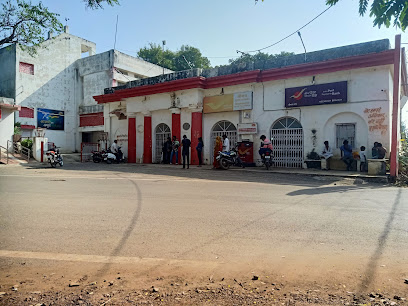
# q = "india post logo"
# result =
<box><xmin>290</xmin><ymin>88</ymin><xmax>307</xmax><ymax>101</ymax></box>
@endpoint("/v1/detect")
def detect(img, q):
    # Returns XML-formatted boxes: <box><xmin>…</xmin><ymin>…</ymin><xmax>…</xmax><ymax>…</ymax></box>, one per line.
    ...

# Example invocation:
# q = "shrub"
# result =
<box><xmin>21</xmin><ymin>139</ymin><xmax>33</xmax><ymax>151</ymax></box>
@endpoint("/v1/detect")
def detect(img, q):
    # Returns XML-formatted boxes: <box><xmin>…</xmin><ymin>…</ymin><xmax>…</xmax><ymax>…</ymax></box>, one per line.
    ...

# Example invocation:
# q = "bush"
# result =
<box><xmin>306</xmin><ymin>150</ymin><xmax>320</xmax><ymax>160</ymax></box>
<box><xmin>21</xmin><ymin>139</ymin><xmax>33</xmax><ymax>151</ymax></box>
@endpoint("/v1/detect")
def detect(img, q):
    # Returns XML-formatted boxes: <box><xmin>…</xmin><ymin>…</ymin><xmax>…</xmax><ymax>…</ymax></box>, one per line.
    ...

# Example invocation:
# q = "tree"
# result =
<box><xmin>85</xmin><ymin>0</ymin><xmax>120</xmax><ymax>9</ymax></box>
<box><xmin>256</xmin><ymin>0</ymin><xmax>408</xmax><ymax>31</ymax></box>
<box><xmin>229</xmin><ymin>51</ymin><xmax>295</xmax><ymax>65</ymax></box>
<box><xmin>137</xmin><ymin>44</ymin><xmax>211</xmax><ymax>71</ymax></box>
<box><xmin>0</xmin><ymin>0</ymin><xmax>63</xmax><ymax>55</ymax></box>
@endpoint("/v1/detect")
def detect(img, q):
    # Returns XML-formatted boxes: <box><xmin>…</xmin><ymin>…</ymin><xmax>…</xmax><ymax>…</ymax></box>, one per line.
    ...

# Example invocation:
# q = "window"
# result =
<box><xmin>336</xmin><ymin>123</ymin><xmax>355</xmax><ymax>148</ymax></box>
<box><xmin>19</xmin><ymin>107</ymin><xmax>34</xmax><ymax>118</ymax></box>
<box><xmin>19</xmin><ymin>62</ymin><xmax>34</xmax><ymax>75</ymax></box>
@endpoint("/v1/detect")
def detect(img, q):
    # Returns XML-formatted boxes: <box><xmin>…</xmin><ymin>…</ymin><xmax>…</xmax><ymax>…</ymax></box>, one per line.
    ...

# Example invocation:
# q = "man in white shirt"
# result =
<box><xmin>222</xmin><ymin>134</ymin><xmax>230</xmax><ymax>152</ymax></box>
<box><xmin>111</xmin><ymin>140</ymin><xmax>119</xmax><ymax>159</ymax></box>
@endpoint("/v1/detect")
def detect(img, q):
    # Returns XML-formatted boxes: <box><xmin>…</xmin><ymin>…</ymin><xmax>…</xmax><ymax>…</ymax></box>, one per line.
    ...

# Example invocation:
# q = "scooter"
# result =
<box><xmin>92</xmin><ymin>147</ymin><xmax>124</xmax><ymax>164</ymax></box>
<box><xmin>46</xmin><ymin>146</ymin><xmax>63</xmax><ymax>168</ymax></box>
<box><xmin>216</xmin><ymin>148</ymin><xmax>245</xmax><ymax>170</ymax></box>
<box><xmin>260</xmin><ymin>148</ymin><xmax>274</xmax><ymax>170</ymax></box>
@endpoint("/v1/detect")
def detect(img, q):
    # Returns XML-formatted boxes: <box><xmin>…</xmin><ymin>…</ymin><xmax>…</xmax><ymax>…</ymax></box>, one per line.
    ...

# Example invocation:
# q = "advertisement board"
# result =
<box><xmin>37</xmin><ymin>108</ymin><xmax>64</xmax><ymax>130</ymax></box>
<box><xmin>237</xmin><ymin>123</ymin><xmax>258</xmax><ymax>134</ymax></box>
<box><xmin>203</xmin><ymin>92</ymin><xmax>253</xmax><ymax>113</ymax></box>
<box><xmin>285</xmin><ymin>81</ymin><xmax>347</xmax><ymax>108</ymax></box>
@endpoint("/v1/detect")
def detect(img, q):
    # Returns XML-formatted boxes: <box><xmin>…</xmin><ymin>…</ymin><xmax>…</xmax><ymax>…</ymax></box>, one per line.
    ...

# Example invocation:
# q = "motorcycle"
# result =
<box><xmin>46</xmin><ymin>146</ymin><xmax>63</xmax><ymax>168</ymax></box>
<box><xmin>216</xmin><ymin>148</ymin><xmax>245</xmax><ymax>170</ymax></box>
<box><xmin>260</xmin><ymin>148</ymin><xmax>274</xmax><ymax>170</ymax></box>
<box><xmin>92</xmin><ymin>147</ymin><xmax>124</xmax><ymax>164</ymax></box>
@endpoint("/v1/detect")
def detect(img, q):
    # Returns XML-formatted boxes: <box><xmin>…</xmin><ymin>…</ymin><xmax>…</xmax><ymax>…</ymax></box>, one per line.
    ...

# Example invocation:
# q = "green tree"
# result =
<box><xmin>256</xmin><ymin>0</ymin><xmax>408</xmax><ymax>30</ymax></box>
<box><xmin>229</xmin><ymin>51</ymin><xmax>295</xmax><ymax>65</ymax></box>
<box><xmin>85</xmin><ymin>0</ymin><xmax>120</xmax><ymax>9</ymax></box>
<box><xmin>327</xmin><ymin>0</ymin><xmax>408</xmax><ymax>30</ymax></box>
<box><xmin>0</xmin><ymin>0</ymin><xmax>63</xmax><ymax>55</ymax></box>
<box><xmin>137</xmin><ymin>44</ymin><xmax>211</xmax><ymax>71</ymax></box>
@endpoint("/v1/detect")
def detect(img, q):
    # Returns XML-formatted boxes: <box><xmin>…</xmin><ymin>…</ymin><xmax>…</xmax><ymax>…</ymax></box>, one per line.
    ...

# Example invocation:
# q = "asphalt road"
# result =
<box><xmin>0</xmin><ymin>163</ymin><xmax>407</xmax><ymax>296</ymax></box>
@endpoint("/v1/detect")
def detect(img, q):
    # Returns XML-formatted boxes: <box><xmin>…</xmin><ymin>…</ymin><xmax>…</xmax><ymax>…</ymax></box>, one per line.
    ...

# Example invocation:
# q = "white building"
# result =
<box><xmin>0</xmin><ymin>26</ymin><xmax>171</xmax><ymax>153</ymax></box>
<box><xmin>94</xmin><ymin>37</ymin><xmax>407</xmax><ymax>175</ymax></box>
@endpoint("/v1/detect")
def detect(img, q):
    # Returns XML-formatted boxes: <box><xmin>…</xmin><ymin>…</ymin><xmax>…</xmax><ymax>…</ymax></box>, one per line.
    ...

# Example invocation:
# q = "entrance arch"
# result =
<box><xmin>210</xmin><ymin>120</ymin><xmax>237</xmax><ymax>160</ymax></box>
<box><xmin>270</xmin><ymin>117</ymin><xmax>303</xmax><ymax>168</ymax></box>
<box><xmin>155</xmin><ymin>123</ymin><xmax>171</xmax><ymax>163</ymax></box>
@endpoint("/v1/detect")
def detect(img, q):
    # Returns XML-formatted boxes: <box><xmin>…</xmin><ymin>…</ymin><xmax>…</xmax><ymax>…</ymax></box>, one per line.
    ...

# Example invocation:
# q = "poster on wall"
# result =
<box><xmin>203</xmin><ymin>92</ymin><xmax>253</xmax><ymax>113</ymax></box>
<box><xmin>37</xmin><ymin>108</ymin><xmax>64</xmax><ymax>130</ymax></box>
<box><xmin>285</xmin><ymin>81</ymin><xmax>347</xmax><ymax>108</ymax></box>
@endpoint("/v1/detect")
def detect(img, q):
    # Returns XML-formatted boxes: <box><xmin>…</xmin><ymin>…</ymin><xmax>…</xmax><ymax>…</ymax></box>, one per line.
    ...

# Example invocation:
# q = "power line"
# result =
<box><xmin>240</xmin><ymin>5</ymin><xmax>333</xmax><ymax>53</ymax></box>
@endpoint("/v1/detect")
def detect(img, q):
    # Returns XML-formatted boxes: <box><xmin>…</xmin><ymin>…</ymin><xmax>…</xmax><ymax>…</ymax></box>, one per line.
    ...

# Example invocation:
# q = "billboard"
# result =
<box><xmin>37</xmin><ymin>108</ymin><xmax>64</xmax><ymax>130</ymax></box>
<box><xmin>285</xmin><ymin>81</ymin><xmax>347</xmax><ymax>108</ymax></box>
<box><xmin>203</xmin><ymin>91</ymin><xmax>253</xmax><ymax>113</ymax></box>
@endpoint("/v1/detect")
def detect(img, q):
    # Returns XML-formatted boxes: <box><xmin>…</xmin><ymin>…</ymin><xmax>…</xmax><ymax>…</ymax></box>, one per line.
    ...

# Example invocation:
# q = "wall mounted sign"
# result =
<box><xmin>237</xmin><ymin>123</ymin><xmax>258</xmax><ymax>134</ymax></box>
<box><xmin>37</xmin><ymin>108</ymin><xmax>64</xmax><ymax>130</ymax></box>
<box><xmin>203</xmin><ymin>91</ymin><xmax>253</xmax><ymax>113</ymax></box>
<box><xmin>285</xmin><ymin>81</ymin><xmax>347</xmax><ymax>108</ymax></box>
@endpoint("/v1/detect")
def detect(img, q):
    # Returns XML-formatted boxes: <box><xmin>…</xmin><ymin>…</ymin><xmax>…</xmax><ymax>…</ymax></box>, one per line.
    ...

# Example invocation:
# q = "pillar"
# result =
<box><xmin>171</xmin><ymin>110</ymin><xmax>181</xmax><ymax>163</ymax></box>
<box><xmin>190</xmin><ymin>111</ymin><xmax>203</xmax><ymax>165</ymax></box>
<box><xmin>143</xmin><ymin>115</ymin><xmax>152</xmax><ymax>164</ymax></box>
<box><xmin>390</xmin><ymin>34</ymin><xmax>401</xmax><ymax>179</ymax></box>
<box><xmin>128</xmin><ymin>116</ymin><xmax>136</xmax><ymax>163</ymax></box>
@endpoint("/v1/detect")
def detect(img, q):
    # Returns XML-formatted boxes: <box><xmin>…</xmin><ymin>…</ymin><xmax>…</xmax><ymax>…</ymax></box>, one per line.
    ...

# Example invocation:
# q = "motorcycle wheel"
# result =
<box><xmin>93</xmin><ymin>157</ymin><xmax>101</xmax><ymax>163</ymax></box>
<box><xmin>59</xmin><ymin>161</ymin><xmax>63</xmax><ymax>167</ymax></box>
<box><xmin>50</xmin><ymin>161</ymin><xmax>56</xmax><ymax>168</ymax></box>
<box><xmin>107</xmin><ymin>159</ymin><xmax>112</xmax><ymax>164</ymax></box>
<box><xmin>265</xmin><ymin>162</ymin><xmax>270</xmax><ymax>170</ymax></box>
<box><xmin>220</xmin><ymin>158</ymin><xmax>230</xmax><ymax>170</ymax></box>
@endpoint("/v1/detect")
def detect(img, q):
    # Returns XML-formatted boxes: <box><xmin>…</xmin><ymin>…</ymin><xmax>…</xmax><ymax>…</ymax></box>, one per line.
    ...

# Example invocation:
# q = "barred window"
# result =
<box><xmin>336</xmin><ymin>123</ymin><xmax>355</xmax><ymax>148</ymax></box>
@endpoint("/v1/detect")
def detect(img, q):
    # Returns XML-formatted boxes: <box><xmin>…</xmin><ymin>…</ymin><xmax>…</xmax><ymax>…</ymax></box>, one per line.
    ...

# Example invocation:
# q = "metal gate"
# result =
<box><xmin>270</xmin><ymin>117</ymin><xmax>303</xmax><ymax>168</ymax></box>
<box><xmin>81</xmin><ymin>142</ymin><xmax>100</xmax><ymax>162</ymax></box>
<box><xmin>210</xmin><ymin>120</ymin><xmax>237</xmax><ymax>161</ymax></box>
<box><xmin>155</xmin><ymin>123</ymin><xmax>171</xmax><ymax>163</ymax></box>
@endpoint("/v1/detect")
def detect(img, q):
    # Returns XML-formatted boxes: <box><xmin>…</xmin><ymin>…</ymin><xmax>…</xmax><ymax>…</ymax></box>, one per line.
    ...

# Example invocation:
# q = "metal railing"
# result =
<box><xmin>0</xmin><ymin>145</ymin><xmax>9</xmax><ymax>164</ymax></box>
<box><xmin>7</xmin><ymin>140</ymin><xmax>30</xmax><ymax>163</ymax></box>
<box><xmin>79</xmin><ymin>104</ymin><xmax>104</xmax><ymax>114</ymax></box>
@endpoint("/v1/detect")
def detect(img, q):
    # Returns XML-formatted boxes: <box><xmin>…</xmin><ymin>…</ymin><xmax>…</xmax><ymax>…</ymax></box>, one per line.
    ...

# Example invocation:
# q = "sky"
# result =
<box><xmin>26</xmin><ymin>0</ymin><xmax>408</xmax><ymax>122</ymax></box>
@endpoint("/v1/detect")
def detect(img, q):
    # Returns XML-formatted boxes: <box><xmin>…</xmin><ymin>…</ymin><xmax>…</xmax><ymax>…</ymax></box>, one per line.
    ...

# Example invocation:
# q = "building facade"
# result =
<box><xmin>94</xmin><ymin>38</ymin><xmax>407</xmax><ymax>172</ymax></box>
<box><xmin>0</xmin><ymin>27</ymin><xmax>171</xmax><ymax>152</ymax></box>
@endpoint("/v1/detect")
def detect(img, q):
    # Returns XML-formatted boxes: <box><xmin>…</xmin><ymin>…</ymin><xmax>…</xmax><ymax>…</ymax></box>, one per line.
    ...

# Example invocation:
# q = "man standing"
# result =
<box><xmin>170</xmin><ymin>136</ymin><xmax>180</xmax><ymax>165</ymax></box>
<box><xmin>111</xmin><ymin>140</ymin><xmax>119</xmax><ymax>160</ymax></box>
<box><xmin>222</xmin><ymin>134</ymin><xmax>230</xmax><ymax>152</ymax></box>
<box><xmin>340</xmin><ymin>140</ymin><xmax>353</xmax><ymax>171</ymax></box>
<box><xmin>181</xmin><ymin>135</ymin><xmax>191</xmax><ymax>169</ymax></box>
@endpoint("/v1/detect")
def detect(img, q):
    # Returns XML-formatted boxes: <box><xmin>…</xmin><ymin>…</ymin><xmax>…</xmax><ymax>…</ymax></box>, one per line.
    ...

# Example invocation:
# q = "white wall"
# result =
<box><xmin>0</xmin><ymin>108</ymin><xmax>15</xmax><ymax>148</ymax></box>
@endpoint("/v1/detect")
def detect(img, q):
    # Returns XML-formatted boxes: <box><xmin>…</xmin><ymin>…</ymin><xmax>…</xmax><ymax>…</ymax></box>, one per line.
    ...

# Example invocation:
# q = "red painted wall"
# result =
<box><xmin>143</xmin><ymin>116</ymin><xmax>152</xmax><ymax>163</ymax></box>
<box><xmin>190</xmin><ymin>112</ymin><xmax>203</xmax><ymax>165</ymax></box>
<box><xmin>19</xmin><ymin>107</ymin><xmax>34</xmax><ymax>118</ymax></box>
<box><xmin>79</xmin><ymin>112</ymin><xmax>104</xmax><ymax>127</ymax></box>
<box><xmin>172</xmin><ymin>113</ymin><xmax>181</xmax><ymax>163</ymax></box>
<box><xmin>128</xmin><ymin>117</ymin><xmax>136</xmax><ymax>163</ymax></box>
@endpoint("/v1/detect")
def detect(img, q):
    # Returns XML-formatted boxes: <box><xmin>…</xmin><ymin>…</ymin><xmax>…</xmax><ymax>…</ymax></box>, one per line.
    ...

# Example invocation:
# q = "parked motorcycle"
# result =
<box><xmin>216</xmin><ymin>148</ymin><xmax>245</xmax><ymax>170</ymax></box>
<box><xmin>92</xmin><ymin>147</ymin><xmax>124</xmax><ymax>164</ymax></box>
<box><xmin>46</xmin><ymin>146</ymin><xmax>63</xmax><ymax>168</ymax></box>
<box><xmin>260</xmin><ymin>148</ymin><xmax>274</xmax><ymax>170</ymax></box>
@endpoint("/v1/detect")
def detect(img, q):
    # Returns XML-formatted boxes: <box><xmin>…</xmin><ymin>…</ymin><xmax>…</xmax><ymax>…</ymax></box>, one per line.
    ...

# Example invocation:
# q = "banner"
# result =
<box><xmin>203</xmin><ymin>92</ymin><xmax>253</xmax><ymax>114</ymax></box>
<box><xmin>285</xmin><ymin>81</ymin><xmax>347</xmax><ymax>108</ymax></box>
<box><xmin>37</xmin><ymin>108</ymin><xmax>64</xmax><ymax>130</ymax></box>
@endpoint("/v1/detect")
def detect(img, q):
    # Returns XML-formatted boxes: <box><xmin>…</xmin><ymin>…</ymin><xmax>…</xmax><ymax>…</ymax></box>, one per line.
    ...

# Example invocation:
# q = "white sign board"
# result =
<box><xmin>233</xmin><ymin>91</ymin><xmax>253</xmax><ymax>111</ymax></box>
<box><xmin>237</xmin><ymin>123</ymin><xmax>258</xmax><ymax>134</ymax></box>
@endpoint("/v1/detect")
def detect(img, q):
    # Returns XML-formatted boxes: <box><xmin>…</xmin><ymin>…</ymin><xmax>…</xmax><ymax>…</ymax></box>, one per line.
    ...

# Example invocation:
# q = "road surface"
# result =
<box><xmin>0</xmin><ymin>163</ymin><xmax>407</xmax><ymax>305</ymax></box>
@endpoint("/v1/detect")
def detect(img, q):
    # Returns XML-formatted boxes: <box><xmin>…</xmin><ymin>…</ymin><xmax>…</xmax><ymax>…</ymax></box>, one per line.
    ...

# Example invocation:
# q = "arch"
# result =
<box><xmin>154</xmin><ymin>123</ymin><xmax>171</xmax><ymax>163</ymax></box>
<box><xmin>270</xmin><ymin>117</ymin><xmax>303</xmax><ymax>168</ymax></box>
<box><xmin>210</xmin><ymin>120</ymin><xmax>237</xmax><ymax>161</ymax></box>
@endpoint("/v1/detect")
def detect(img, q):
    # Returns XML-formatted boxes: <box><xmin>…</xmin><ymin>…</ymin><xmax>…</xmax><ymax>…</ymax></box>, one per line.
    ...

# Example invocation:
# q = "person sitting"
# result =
<box><xmin>340</xmin><ymin>140</ymin><xmax>353</xmax><ymax>171</ymax></box>
<box><xmin>371</xmin><ymin>142</ymin><xmax>379</xmax><ymax>158</ymax></box>
<box><xmin>258</xmin><ymin>135</ymin><xmax>273</xmax><ymax>157</ymax></box>
<box><xmin>376</xmin><ymin>143</ymin><xmax>387</xmax><ymax>159</ymax></box>
<box><xmin>320</xmin><ymin>141</ymin><xmax>333</xmax><ymax>170</ymax></box>
<box><xmin>359</xmin><ymin>146</ymin><xmax>367</xmax><ymax>172</ymax></box>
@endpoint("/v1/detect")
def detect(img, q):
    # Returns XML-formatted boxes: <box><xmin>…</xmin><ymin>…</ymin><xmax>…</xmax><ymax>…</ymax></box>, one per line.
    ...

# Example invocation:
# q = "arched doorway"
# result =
<box><xmin>210</xmin><ymin>120</ymin><xmax>237</xmax><ymax>161</ymax></box>
<box><xmin>270</xmin><ymin>117</ymin><xmax>303</xmax><ymax>168</ymax></box>
<box><xmin>155</xmin><ymin>123</ymin><xmax>171</xmax><ymax>163</ymax></box>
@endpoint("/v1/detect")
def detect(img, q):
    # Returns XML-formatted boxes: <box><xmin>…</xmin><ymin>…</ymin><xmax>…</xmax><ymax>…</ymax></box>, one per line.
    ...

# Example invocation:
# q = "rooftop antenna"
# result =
<box><xmin>297</xmin><ymin>31</ymin><xmax>307</xmax><ymax>62</ymax></box>
<box><xmin>113</xmin><ymin>15</ymin><xmax>119</xmax><ymax>50</ymax></box>
<box><xmin>65</xmin><ymin>18</ymin><xmax>69</xmax><ymax>26</ymax></box>
<box><xmin>182</xmin><ymin>55</ymin><xmax>194</xmax><ymax>69</ymax></box>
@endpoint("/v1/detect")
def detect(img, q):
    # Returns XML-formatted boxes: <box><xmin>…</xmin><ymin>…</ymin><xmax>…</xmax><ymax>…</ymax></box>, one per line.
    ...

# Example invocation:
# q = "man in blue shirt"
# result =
<box><xmin>340</xmin><ymin>140</ymin><xmax>353</xmax><ymax>171</ymax></box>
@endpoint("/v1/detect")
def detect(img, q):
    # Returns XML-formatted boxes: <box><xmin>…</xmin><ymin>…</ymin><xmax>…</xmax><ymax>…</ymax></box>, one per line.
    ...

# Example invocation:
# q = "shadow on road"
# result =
<box><xmin>95</xmin><ymin>174</ymin><xmax>143</xmax><ymax>278</ymax></box>
<box><xmin>358</xmin><ymin>189</ymin><xmax>402</xmax><ymax>292</ymax></box>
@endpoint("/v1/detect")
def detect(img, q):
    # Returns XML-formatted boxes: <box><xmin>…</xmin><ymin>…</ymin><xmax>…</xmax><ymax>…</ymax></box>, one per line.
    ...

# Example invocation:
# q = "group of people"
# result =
<box><xmin>162</xmin><ymin>135</ymin><xmax>204</xmax><ymax>169</ymax></box>
<box><xmin>320</xmin><ymin>140</ymin><xmax>387</xmax><ymax>172</ymax></box>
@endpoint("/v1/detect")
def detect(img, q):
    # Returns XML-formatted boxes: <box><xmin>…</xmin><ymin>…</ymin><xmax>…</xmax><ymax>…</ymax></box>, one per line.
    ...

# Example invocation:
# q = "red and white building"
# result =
<box><xmin>94</xmin><ymin>36</ymin><xmax>407</xmax><ymax>177</ymax></box>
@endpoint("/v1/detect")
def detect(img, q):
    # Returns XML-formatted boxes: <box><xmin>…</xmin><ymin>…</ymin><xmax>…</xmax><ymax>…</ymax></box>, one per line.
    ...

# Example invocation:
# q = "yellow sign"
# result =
<box><xmin>203</xmin><ymin>94</ymin><xmax>233</xmax><ymax>113</ymax></box>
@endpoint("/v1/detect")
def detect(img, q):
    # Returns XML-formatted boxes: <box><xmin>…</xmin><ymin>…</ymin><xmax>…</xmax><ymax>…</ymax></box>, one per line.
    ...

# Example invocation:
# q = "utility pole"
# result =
<box><xmin>162</xmin><ymin>40</ymin><xmax>166</xmax><ymax>75</ymax></box>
